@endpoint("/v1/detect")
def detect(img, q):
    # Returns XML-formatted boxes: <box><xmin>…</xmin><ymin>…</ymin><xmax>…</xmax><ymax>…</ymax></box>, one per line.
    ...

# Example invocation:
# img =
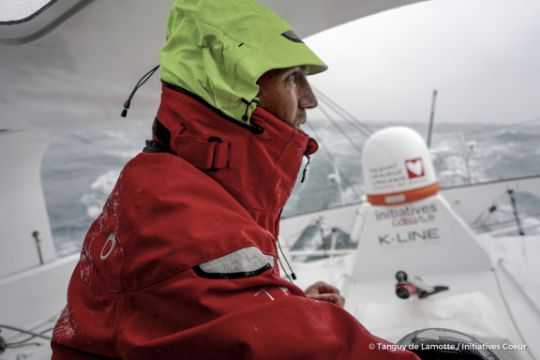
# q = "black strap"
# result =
<box><xmin>147</xmin><ymin>118</ymin><xmax>230</xmax><ymax>171</ymax></box>
<box><xmin>142</xmin><ymin>140</ymin><xmax>174</xmax><ymax>154</ymax></box>
<box><xmin>152</xmin><ymin>118</ymin><xmax>171</xmax><ymax>147</ymax></box>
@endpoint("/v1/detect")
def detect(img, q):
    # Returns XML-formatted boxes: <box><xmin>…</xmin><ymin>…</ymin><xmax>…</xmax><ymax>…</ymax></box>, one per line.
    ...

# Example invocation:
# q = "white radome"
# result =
<box><xmin>362</xmin><ymin>126</ymin><xmax>437</xmax><ymax>195</ymax></box>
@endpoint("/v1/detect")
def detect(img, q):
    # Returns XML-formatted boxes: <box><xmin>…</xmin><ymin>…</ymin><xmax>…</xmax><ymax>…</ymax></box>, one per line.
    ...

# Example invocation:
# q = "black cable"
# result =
<box><xmin>0</xmin><ymin>324</ymin><xmax>52</xmax><ymax>341</ymax></box>
<box><xmin>313</xmin><ymin>87</ymin><xmax>373</xmax><ymax>137</ymax></box>
<box><xmin>492</xmin><ymin>261</ymin><xmax>535</xmax><ymax>359</ymax></box>
<box><xmin>6</xmin><ymin>327</ymin><xmax>53</xmax><ymax>346</ymax></box>
<box><xmin>121</xmin><ymin>64</ymin><xmax>160</xmax><ymax>118</ymax></box>
<box><xmin>277</xmin><ymin>240</ymin><xmax>296</xmax><ymax>280</ymax></box>
<box><xmin>316</xmin><ymin>102</ymin><xmax>364</xmax><ymax>155</ymax></box>
<box><xmin>277</xmin><ymin>255</ymin><xmax>293</xmax><ymax>282</ymax></box>
<box><xmin>313</xmin><ymin>87</ymin><xmax>373</xmax><ymax>136</ymax></box>
<box><xmin>317</xmin><ymin>94</ymin><xmax>372</xmax><ymax>138</ymax></box>
<box><xmin>469</xmin><ymin>212</ymin><xmax>540</xmax><ymax>231</ymax></box>
<box><xmin>304</xmin><ymin>122</ymin><xmax>362</xmax><ymax>201</ymax></box>
<box><xmin>6</xmin><ymin>342</ymin><xmax>42</xmax><ymax>349</ymax></box>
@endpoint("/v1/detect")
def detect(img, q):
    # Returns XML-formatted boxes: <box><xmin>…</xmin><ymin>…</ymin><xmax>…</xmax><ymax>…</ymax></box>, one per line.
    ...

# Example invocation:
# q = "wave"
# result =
<box><xmin>42</xmin><ymin>123</ymin><xmax>540</xmax><ymax>255</ymax></box>
<box><xmin>81</xmin><ymin>169</ymin><xmax>120</xmax><ymax>218</ymax></box>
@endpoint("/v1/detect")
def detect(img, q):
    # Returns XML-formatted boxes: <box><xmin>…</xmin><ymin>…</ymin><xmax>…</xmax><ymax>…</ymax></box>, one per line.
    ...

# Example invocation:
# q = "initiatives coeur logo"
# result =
<box><xmin>405</xmin><ymin>158</ymin><xmax>424</xmax><ymax>179</ymax></box>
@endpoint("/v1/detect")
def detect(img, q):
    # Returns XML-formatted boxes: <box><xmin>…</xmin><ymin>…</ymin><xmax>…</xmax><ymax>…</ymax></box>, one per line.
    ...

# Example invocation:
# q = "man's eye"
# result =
<box><xmin>286</xmin><ymin>73</ymin><xmax>298</xmax><ymax>82</ymax></box>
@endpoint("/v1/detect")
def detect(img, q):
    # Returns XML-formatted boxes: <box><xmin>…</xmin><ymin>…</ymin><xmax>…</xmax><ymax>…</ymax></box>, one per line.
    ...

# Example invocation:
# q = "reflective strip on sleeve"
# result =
<box><xmin>194</xmin><ymin>247</ymin><xmax>274</xmax><ymax>279</ymax></box>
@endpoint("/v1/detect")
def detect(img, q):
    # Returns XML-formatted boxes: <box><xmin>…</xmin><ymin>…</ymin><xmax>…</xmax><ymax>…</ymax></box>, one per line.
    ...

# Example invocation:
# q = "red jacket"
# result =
<box><xmin>52</xmin><ymin>85</ymin><xmax>419</xmax><ymax>359</ymax></box>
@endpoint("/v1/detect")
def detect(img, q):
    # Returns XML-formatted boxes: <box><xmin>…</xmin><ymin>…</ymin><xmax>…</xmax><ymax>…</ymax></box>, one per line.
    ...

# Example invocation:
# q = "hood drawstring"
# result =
<box><xmin>241</xmin><ymin>97</ymin><xmax>260</xmax><ymax>121</ymax></box>
<box><xmin>121</xmin><ymin>65</ymin><xmax>160</xmax><ymax>118</ymax></box>
<box><xmin>277</xmin><ymin>239</ymin><xmax>297</xmax><ymax>281</ymax></box>
<box><xmin>300</xmin><ymin>155</ymin><xmax>311</xmax><ymax>183</ymax></box>
<box><xmin>241</xmin><ymin>99</ymin><xmax>251</xmax><ymax>122</ymax></box>
<box><xmin>241</xmin><ymin>97</ymin><xmax>266</xmax><ymax>135</ymax></box>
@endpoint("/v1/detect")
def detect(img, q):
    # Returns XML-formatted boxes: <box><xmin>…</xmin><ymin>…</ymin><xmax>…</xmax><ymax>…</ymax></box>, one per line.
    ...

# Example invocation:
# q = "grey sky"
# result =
<box><xmin>305</xmin><ymin>0</ymin><xmax>540</xmax><ymax>125</ymax></box>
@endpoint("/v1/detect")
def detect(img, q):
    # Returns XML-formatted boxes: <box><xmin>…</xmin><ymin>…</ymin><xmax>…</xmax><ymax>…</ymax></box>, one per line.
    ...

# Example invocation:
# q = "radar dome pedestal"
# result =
<box><xmin>362</xmin><ymin>127</ymin><xmax>439</xmax><ymax>206</ymax></box>
<box><xmin>340</xmin><ymin>127</ymin><xmax>519</xmax><ymax>360</ymax></box>
<box><xmin>343</xmin><ymin>126</ymin><xmax>491</xmax><ymax>284</ymax></box>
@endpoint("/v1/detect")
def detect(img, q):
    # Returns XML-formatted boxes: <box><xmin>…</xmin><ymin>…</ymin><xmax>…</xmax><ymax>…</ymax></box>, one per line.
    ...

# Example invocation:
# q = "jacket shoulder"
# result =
<box><xmin>86</xmin><ymin>152</ymin><xmax>275</xmax><ymax>291</ymax></box>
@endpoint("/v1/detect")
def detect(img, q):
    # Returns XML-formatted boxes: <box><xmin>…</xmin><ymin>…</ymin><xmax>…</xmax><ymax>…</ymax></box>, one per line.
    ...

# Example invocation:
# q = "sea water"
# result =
<box><xmin>42</xmin><ymin>121</ymin><xmax>540</xmax><ymax>256</ymax></box>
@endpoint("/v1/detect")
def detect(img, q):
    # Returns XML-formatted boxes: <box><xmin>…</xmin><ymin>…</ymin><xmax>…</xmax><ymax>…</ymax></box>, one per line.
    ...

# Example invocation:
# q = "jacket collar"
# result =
<box><xmin>154</xmin><ymin>84</ymin><xmax>318</xmax><ymax>232</ymax></box>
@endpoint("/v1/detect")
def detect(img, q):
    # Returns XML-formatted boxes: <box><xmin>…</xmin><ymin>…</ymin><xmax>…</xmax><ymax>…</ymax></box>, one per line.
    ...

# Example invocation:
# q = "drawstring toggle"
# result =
<box><xmin>300</xmin><ymin>155</ymin><xmax>311</xmax><ymax>183</ymax></box>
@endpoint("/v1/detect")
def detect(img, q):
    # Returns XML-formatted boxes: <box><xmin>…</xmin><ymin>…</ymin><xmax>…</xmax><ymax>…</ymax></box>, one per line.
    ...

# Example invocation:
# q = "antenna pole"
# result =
<box><xmin>427</xmin><ymin>89</ymin><xmax>438</xmax><ymax>148</ymax></box>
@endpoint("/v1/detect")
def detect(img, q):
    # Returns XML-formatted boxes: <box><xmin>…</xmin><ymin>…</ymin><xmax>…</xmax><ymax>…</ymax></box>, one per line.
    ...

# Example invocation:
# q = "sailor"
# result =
<box><xmin>51</xmin><ymin>0</ymin><xmax>419</xmax><ymax>359</ymax></box>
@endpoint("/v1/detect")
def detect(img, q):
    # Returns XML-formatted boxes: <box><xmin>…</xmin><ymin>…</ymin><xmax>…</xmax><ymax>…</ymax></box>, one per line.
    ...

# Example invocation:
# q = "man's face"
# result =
<box><xmin>257</xmin><ymin>66</ymin><xmax>318</xmax><ymax>129</ymax></box>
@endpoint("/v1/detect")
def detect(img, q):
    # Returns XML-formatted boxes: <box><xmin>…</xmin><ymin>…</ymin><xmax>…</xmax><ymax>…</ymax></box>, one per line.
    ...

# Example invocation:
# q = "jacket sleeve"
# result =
<box><xmin>115</xmin><ymin>264</ymin><xmax>418</xmax><ymax>360</ymax></box>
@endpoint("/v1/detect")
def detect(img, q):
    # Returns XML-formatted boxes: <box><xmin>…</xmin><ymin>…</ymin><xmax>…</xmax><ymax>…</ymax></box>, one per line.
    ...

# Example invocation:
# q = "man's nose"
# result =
<box><xmin>299</xmin><ymin>79</ymin><xmax>318</xmax><ymax>110</ymax></box>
